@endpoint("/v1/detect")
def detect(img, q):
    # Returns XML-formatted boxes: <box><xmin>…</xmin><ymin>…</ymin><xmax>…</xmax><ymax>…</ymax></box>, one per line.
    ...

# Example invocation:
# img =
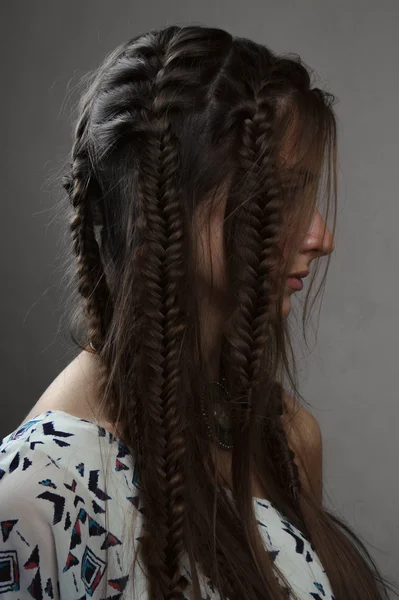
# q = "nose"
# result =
<box><xmin>301</xmin><ymin>209</ymin><xmax>335</xmax><ymax>258</ymax></box>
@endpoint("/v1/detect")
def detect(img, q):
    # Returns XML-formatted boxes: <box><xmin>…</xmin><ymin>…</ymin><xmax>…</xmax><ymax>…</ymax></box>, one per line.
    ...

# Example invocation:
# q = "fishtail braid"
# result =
<box><xmin>128</xmin><ymin>28</ymin><xmax>234</xmax><ymax>598</ymax></box>
<box><xmin>64</xmin><ymin>132</ymin><xmax>114</xmax><ymax>353</ymax></box>
<box><xmin>225</xmin><ymin>81</ymin><xmax>283</xmax><ymax>425</ymax></box>
<box><xmin>225</xmin><ymin>78</ymin><xmax>302</xmax><ymax>506</ymax></box>
<box><xmin>126</xmin><ymin>36</ymin><xmax>190</xmax><ymax>600</ymax></box>
<box><xmin>271</xmin><ymin>383</ymin><xmax>301</xmax><ymax>504</ymax></box>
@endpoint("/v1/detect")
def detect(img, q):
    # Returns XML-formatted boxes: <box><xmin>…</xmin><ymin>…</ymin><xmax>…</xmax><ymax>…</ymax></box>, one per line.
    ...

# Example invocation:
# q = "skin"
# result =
<box><xmin>20</xmin><ymin>201</ymin><xmax>334</xmax><ymax>505</ymax></box>
<box><xmin>282</xmin><ymin>209</ymin><xmax>335</xmax><ymax>317</ymax></box>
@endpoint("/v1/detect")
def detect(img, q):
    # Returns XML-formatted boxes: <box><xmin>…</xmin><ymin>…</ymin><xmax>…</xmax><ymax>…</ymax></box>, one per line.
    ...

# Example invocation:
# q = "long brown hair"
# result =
<box><xmin>60</xmin><ymin>24</ymin><xmax>398</xmax><ymax>600</ymax></box>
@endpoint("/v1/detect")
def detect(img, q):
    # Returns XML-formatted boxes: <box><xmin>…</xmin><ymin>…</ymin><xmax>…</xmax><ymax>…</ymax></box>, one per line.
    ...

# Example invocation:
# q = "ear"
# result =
<box><xmin>281</xmin><ymin>392</ymin><xmax>323</xmax><ymax>506</ymax></box>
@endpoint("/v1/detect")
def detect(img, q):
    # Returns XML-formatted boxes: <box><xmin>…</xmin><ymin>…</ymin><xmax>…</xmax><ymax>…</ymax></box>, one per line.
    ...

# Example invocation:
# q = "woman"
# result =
<box><xmin>0</xmin><ymin>24</ymin><xmax>397</xmax><ymax>600</ymax></box>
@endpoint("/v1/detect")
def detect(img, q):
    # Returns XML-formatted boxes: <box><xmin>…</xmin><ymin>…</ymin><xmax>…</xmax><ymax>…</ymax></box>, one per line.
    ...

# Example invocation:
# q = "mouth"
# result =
<box><xmin>287</xmin><ymin>276</ymin><xmax>304</xmax><ymax>291</ymax></box>
<box><xmin>286</xmin><ymin>270</ymin><xmax>309</xmax><ymax>291</ymax></box>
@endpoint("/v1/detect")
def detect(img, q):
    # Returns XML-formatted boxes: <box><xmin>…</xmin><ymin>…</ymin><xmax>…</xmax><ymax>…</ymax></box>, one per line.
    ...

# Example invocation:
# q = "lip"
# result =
<box><xmin>286</xmin><ymin>270</ymin><xmax>309</xmax><ymax>291</ymax></box>
<box><xmin>287</xmin><ymin>276</ymin><xmax>304</xmax><ymax>291</ymax></box>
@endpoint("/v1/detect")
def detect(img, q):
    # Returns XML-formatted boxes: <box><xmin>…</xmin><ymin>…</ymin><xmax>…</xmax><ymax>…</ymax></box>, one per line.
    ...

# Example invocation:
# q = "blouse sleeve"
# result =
<box><xmin>0</xmin><ymin>416</ymin><xmax>140</xmax><ymax>599</ymax></box>
<box><xmin>0</xmin><ymin>445</ymin><xmax>60</xmax><ymax>599</ymax></box>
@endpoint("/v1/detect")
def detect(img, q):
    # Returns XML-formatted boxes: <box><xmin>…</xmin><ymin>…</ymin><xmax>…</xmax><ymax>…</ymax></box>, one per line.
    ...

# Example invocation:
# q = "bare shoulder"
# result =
<box><xmin>281</xmin><ymin>391</ymin><xmax>323</xmax><ymax>505</ymax></box>
<box><xmin>281</xmin><ymin>392</ymin><xmax>322</xmax><ymax>450</ymax></box>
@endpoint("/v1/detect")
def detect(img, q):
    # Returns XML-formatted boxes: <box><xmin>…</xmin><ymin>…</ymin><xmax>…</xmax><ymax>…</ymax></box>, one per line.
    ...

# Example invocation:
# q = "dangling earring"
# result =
<box><xmin>89</xmin><ymin>341</ymin><xmax>97</xmax><ymax>352</ymax></box>
<box><xmin>200</xmin><ymin>373</ymin><xmax>233</xmax><ymax>450</ymax></box>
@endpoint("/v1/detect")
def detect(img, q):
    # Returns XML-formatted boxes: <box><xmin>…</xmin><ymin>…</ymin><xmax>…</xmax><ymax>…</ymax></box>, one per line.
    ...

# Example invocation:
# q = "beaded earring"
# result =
<box><xmin>89</xmin><ymin>338</ymin><xmax>234</xmax><ymax>449</ymax></box>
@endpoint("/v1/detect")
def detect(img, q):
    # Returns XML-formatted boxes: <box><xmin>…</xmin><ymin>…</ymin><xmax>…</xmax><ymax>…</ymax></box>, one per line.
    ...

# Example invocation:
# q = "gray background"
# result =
<box><xmin>1</xmin><ymin>0</ymin><xmax>398</xmax><ymax>587</ymax></box>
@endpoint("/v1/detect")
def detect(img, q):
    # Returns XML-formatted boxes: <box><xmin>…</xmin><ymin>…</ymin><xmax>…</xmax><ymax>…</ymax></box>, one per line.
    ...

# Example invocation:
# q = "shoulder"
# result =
<box><xmin>0</xmin><ymin>414</ymin><xmax>68</xmax><ymax>567</ymax></box>
<box><xmin>0</xmin><ymin>429</ymin><xmax>59</xmax><ymax>596</ymax></box>
<box><xmin>0</xmin><ymin>411</ymin><xmax>103</xmax><ymax>524</ymax></box>
<box><xmin>0</xmin><ymin>412</ymin><xmax>139</xmax><ymax>597</ymax></box>
<box><xmin>281</xmin><ymin>392</ymin><xmax>322</xmax><ymax>451</ymax></box>
<box><xmin>0</xmin><ymin>412</ymin><xmax>83</xmax><ymax>504</ymax></box>
<box><xmin>281</xmin><ymin>392</ymin><xmax>323</xmax><ymax>505</ymax></box>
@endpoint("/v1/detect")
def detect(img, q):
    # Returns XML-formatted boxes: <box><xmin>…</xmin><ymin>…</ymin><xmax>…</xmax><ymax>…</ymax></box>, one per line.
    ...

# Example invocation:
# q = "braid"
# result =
<box><xmin>271</xmin><ymin>383</ymin><xmax>301</xmax><ymax>504</ymax></box>
<box><xmin>64</xmin><ymin>116</ymin><xmax>114</xmax><ymax>352</ymax></box>
<box><xmin>239</xmin><ymin>96</ymin><xmax>283</xmax><ymax>384</ymax></box>
<box><xmin>242</xmin><ymin>94</ymin><xmax>303</xmax><ymax>507</ymax></box>
<box><xmin>131</xmin><ymin>41</ymin><xmax>188</xmax><ymax>599</ymax></box>
<box><xmin>225</xmin><ymin>80</ymin><xmax>303</xmax><ymax>506</ymax></box>
<box><xmin>158</xmin><ymin>125</ymin><xmax>188</xmax><ymax>577</ymax></box>
<box><xmin>132</xmin><ymin>29</ymin><xmax>233</xmax><ymax>597</ymax></box>
<box><xmin>63</xmin><ymin>118</ymin><xmax>117</xmax><ymax>473</ymax></box>
<box><xmin>225</xmin><ymin>83</ymin><xmax>283</xmax><ymax>422</ymax></box>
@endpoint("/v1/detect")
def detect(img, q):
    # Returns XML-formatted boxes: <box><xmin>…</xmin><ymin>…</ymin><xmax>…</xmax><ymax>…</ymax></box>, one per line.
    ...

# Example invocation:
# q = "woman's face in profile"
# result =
<box><xmin>195</xmin><ymin>201</ymin><xmax>334</xmax><ymax>320</ymax></box>
<box><xmin>282</xmin><ymin>208</ymin><xmax>335</xmax><ymax>318</ymax></box>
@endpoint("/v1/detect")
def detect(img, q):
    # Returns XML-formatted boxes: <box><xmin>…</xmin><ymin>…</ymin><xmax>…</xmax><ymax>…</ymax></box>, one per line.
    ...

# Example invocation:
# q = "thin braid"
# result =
<box><xmin>136</xmin><ymin>128</ymin><xmax>171</xmax><ymax>595</ymax></box>
<box><xmin>133</xmin><ymin>42</ymin><xmax>188</xmax><ymax>599</ymax></box>
<box><xmin>225</xmin><ymin>80</ymin><xmax>303</xmax><ymax>507</ymax></box>
<box><xmin>243</xmin><ymin>95</ymin><xmax>302</xmax><ymax>505</ymax></box>
<box><xmin>65</xmin><ymin>114</ymin><xmax>114</xmax><ymax>352</ymax></box>
<box><xmin>64</xmin><ymin>127</ymin><xmax>116</xmax><ymax>457</ymax></box>
<box><xmin>158</xmin><ymin>124</ymin><xmax>187</xmax><ymax>579</ymax></box>
<box><xmin>272</xmin><ymin>383</ymin><xmax>301</xmax><ymax>504</ymax></box>
<box><xmin>226</xmin><ymin>85</ymin><xmax>283</xmax><ymax>419</ymax></box>
<box><xmin>240</xmin><ymin>94</ymin><xmax>283</xmax><ymax>386</ymax></box>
